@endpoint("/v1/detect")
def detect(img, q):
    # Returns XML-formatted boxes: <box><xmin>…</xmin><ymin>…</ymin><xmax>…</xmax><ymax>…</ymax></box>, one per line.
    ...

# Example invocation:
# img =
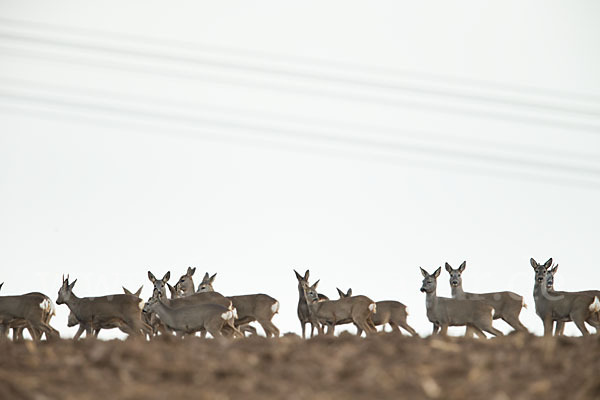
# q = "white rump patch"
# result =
<box><xmin>221</xmin><ymin>310</ymin><xmax>233</xmax><ymax>320</ymax></box>
<box><xmin>39</xmin><ymin>299</ymin><xmax>49</xmax><ymax>311</ymax></box>
<box><xmin>139</xmin><ymin>300</ymin><xmax>145</xmax><ymax>311</ymax></box>
<box><xmin>271</xmin><ymin>301</ymin><xmax>280</xmax><ymax>314</ymax></box>
<box><xmin>232</xmin><ymin>308</ymin><xmax>238</xmax><ymax>319</ymax></box>
<box><xmin>491</xmin><ymin>308</ymin><xmax>496</xmax><ymax>318</ymax></box>
<box><xmin>589</xmin><ymin>297</ymin><xmax>600</xmax><ymax>313</ymax></box>
<box><xmin>369</xmin><ymin>303</ymin><xmax>376</xmax><ymax>313</ymax></box>
<box><xmin>405</xmin><ymin>307</ymin><xmax>409</xmax><ymax>316</ymax></box>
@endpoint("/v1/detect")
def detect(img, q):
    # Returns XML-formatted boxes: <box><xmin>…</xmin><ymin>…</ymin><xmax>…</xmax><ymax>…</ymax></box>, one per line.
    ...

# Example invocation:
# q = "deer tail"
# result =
<box><xmin>369</xmin><ymin>303</ymin><xmax>377</xmax><ymax>314</ymax></box>
<box><xmin>221</xmin><ymin>310</ymin><xmax>234</xmax><ymax>321</ymax></box>
<box><xmin>589</xmin><ymin>297</ymin><xmax>600</xmax><ymax>313</ymax></box>
<box><xmin>271</xmin><ymin>301</ymin><xmax>280</xmax><ymax>314</ymax></box>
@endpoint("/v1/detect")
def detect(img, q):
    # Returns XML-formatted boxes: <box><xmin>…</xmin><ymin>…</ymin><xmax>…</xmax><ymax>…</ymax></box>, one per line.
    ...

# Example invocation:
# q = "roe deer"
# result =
<box><xmin>0</xmin><ymin>290</ymin><xmax>59</xmax><ymax>341</ymax></box>
<box><xmin>145</xmin><ymin>296</ymin><xmax>241</xmax><ymax>338</ymax></box>
<box><xmin>530</xmin><ymin>258</ymin><xmax>600</xmax><ymax>336</ymax></box>
<box><xmin>445</xmin><ymin>261</ymin><xmax>528</xmax><ymax>335</ymax></box>
<box><xmin>67</xmin><ymin>286</ymin><xmax>144</xmax><ymax>340</ymax></box>
<box><xmin>0</xmin><ymin>284</ymin><xmax>57</xmax><ymax>341</ymax></box>
<box><xmin>197</xmin><ymin>272</ymin><xmax>280</xmax><ymax>337</ymax></box>
<box><xmin>420</xmin><ymin>267</ymin><xmax>503</xmax><ymax>337</ymax></box>
<box><xmin>337</xmin><ymin>288</ymin><xmax>417</xmax><ymax>336</ymax></box>
<box><xmin>57</xmin><ymin>275</ymin><xmax>150</xmax><ymax>337</ymax></box>
<box><xmin>303</xmin><ymin>281</ymin><xmax>376</xmax><ymax>336</ymax></box>
<box><xmin>294</xmin><ymin>269</ymin><xmax>329</xmax><ymax>338</ymax></box>
<box><xmin>546</xmin><ymin>266</ymin><xmax>600</xmax><ymax>335</ymax></box>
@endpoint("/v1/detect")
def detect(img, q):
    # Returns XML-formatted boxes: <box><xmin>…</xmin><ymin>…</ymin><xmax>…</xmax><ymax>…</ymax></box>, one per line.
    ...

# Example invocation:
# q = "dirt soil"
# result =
<box><xmin>0</xmin><ymin>333</ymin><xmax>599</xmax><ymax>400</ymax></box>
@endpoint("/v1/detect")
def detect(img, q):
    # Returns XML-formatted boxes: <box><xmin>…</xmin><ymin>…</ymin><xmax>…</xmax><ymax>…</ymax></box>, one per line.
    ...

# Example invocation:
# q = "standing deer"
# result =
<box><xmin>420</xmin><ymin>267</ymin><xmax>503</xmax><ymax>337</ymax></box>
<box><xmin>445</xmin><ymin>261</ymin><xmax>528</xmax><ymax>336</ymax></box>
<box><xmin>0</xmin><ymin>290</ymin><xmax>59</xmax><ymax>341</ymax></box>
<box><xmin>337</xmin><ymin>288</ymin><xmax>417</xmax><ymax>336</ymax></box>
<box><xmin>294</xmin><ymin>269</ymin><xmax>329</xmax><ymax>339</ymax></box>
<box><xmin>197</xmin><ymin>272</ymin><xmax>280</xmax><ymax>337</ymax></box>
<box><xmin>530</xmin><ymin>258</ymin><xmax>600</xmax><ymax>336</ymax></box>
<box><xmin>67</xmin><ymin>286</ymin><xmax>144</xmax><ymax>340</ymax></box>
<box><xmin>303</xmin><ymin>281</ymin><xmax>377</xmax><ymax>336</ymax></box>
<box><xmin>57</xmin><ymin>275</ymin><xmax>150</xmax><ymax>338</ymax></box>
<box><xmin>145</xmin><ymin>296</ymin><xmax>241</xmax><ymax>338</ymax></box>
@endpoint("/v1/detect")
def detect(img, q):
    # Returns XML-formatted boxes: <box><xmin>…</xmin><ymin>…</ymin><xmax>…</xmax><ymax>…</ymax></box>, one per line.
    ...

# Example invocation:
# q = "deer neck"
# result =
<box><xmin>64</xmin><ymin>291</ymin><xmax>83</xmax><ymax>314</ymax></box>
<box><xmin>451</xmin><ymin>284</ymin><xmax>466</xmax><ymax>299</ymax></box>
<box><xmin>152</xmin><ymin>301</ymin><xmax>175</xmax><ymax>327</ymax></box>
<box><xmin>297</xmin><ymin>285</ymin><xmax>308</xmax><ymax>302</ymax></box>
<box><xmin>424</xmin><ymin>289</ymin><xmax>438</xmax><ymax>313</ymax></box>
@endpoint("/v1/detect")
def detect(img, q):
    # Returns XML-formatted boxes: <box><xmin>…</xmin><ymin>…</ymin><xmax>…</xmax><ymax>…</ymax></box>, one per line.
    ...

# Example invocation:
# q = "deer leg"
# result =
<box><xmin>300</xmin><ymin>321</ymin><xmax>306</xmax><ymax>339</ymax></box>
<box><xmin>257</xmin><ymin>320</ymin><xmax>279</xmax><ymax>338</ymax></box>
<box><xmin>389</xmin><ymin>322</ymin><xmax>400</xmax><ymax>334</ymax></box>
<box><xmin>543</xmin><ymin>317</ymin><xmax>554</xmax><ymax>337</ymax></box>
<box><xmin>399</xmin><ymin>321</ymin><xmax>418</xmax><ymax>337</ymax></box>
<box><xmin>354</xmin><ymin>323</ymin><xmax>364</xmax><ymax>337</ymax></box>
<box><xmin>502</xmin><ymin>316</ymin><xmax>528</xmax><ymax>333</ymax></box>
<box><xmin>432</xmin><ymin>323</ymin><xmax>440</xmax><ymax>335</ymax></box>
<box><xmin>554</xmin><ymin>321</ymin><xmax>565</xmax><ymax>336</ymax></box>
<box><xmin>469</xmin><ymin>325</ymin><xmax>487</xmax><ymax>339</ymax></box>
<box><xmin>481</xmin><ymin>323</ymin><xmax>503</xmax><ymax>337</ymax></box>
<box><xmin>464</xmin><ymin>325</ymin><xmax>476</xmax><ymax>338</ymax></box>
<box><xmin>439</xmin><ymin>324</ymin><xmax>448</xmax><ymax>336</ymax></box>
<box><xmin>571</xmin><ymin>313</ymin><xmax>590</xmax><ymax>336</ymax></box>
<box><xmin>73</xmin><ymin>324</ymin><xmax>85</xmax><ymax>340</ymax></box>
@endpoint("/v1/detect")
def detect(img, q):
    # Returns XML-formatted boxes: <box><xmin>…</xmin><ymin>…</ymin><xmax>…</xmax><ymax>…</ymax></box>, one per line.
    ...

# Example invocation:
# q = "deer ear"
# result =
<box><xmin>420</xmin><ymin>267</ymin><xmax>429</xmax><ymax>278</ymax></box>
<box><xmin>551</xmin><ymin>265</ymin><xmax>558</xmax><ymax>275</ymax></box>
<box><xmin>187</xmin><ymin>267</ymin><xmax>196</xmax><ymax>276</ymax></box>
<box><xmin>203</xmin><ymin>272</ymin><xmax>209</xmax><ymax>281</ymax></box>
<box><xmin>123</xmin><ymin>286</ymin><xmax>132</xmax><ymax>295</ymax></box>
<box><xmin>459</xmin><ymin>261</ymin><xmax>466</xmax><ymax>272</ymax></box>
<box><xmin>148</xmin><ymin>271</ymin><xmax>157</xmax><ymax>283</ymax></box>
<box><xmin>0</xmin><ymin>282</ymin><xmax>3</xmax><ymax>291</ymax></box>
<box><xmin>312</xmin><ymin>280</ymin><xmax>320</xmax><ymax>289</ymax></box>
<box><xmin>347</xmin><ymin>288</ymin><xmax>352</xmax><ymax>297</ymax></box>
<box><xmin>162</xmin><ymin>271</ymin><xmax>170</xmax><ymax>282</ymax></box>
<box><xmin>433</xmin><ymin>267</ymin><xmax>441</xmax><ymax>278</ymax></box>
<box><xmin>294</xmin><ymin>270</ymin><xmax>303</xmax><ymax>281</ymax></box>
<box><xmin>337</xmin><ymin>288</ymin><xmax>344</xmax><ymax>297</ymax></box>
<box><xmin>69</xmin><ymin>279</ymin><xmax>77</xmax><ymax>290</ymax></box>
<box><xmin>209</xmin><ymin>273</ymin><xmax>217</xmax><ymax>283</ymax></box>
<box><xmin>135</xmin><ymin>286</ymin><xmax>143</xmax><ymax>297</ymax></box>
<box><xmin>304</xmin><ymin>270</ymin><xmax>310</xmax><ymax>280</ymax></box>
<box><xmin>544</xmin><ymin>258</ymin><xmax>553</xmax><ymax>269</ymax></box>
<box><xmin>445</xmin><ymin>263</ymin><xmax>452</xmax><ymax>273</ymax></box>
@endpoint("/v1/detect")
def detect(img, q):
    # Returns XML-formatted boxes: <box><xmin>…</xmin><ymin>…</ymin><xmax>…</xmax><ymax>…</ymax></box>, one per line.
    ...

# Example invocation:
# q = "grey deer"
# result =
<box><xmin>145</xmin><ymin>296</ymin><xmax>241</xmax><ymax>339</ymax></box>
<box><xmin>337</xmin><ymin>288</ymin><xmax>417</xmax><ymax>336</ymax></box>
<box><xmin>530</xmin><ymin>258</ymin><xmax>600</xmax><ymax>336</ymax></box>
<box><xmin>57</xmin><ymin>275</ymin><xmax>150</xmax><ymax>338</ymax></box>
<box><xmin>545</xmin><ymin>265</ymin><xmax>600</xmax><ymax>335</ymax></box>
<box><xmin>445</xmin><ymin>261</ymin><xmax>528</xmax><ymax>336</ymax></box>
<box><xmin>420</xmin><ymin>267</ymin><xmax>503</xmax><ymax>337</ymax></box>
<box><xmin>303</xmin><ymin>280</ymin><xmax>377</xmax><ymax>336</ymax></box>
<box><xmin>0</xmin><ymin>285</ymin><xmax>59</xmax><ymax>341</ymax></box>
<box><xmin>196</xmin><ymin>272</ymin><xmax>280</xmax><ymax>337</ymax></box>
<box><xmin>67</xmin><ymin>286</ymin><xmax>144</xmax><ymax>340</ymax></box>
<box><xmin>294</xmin><ymin>269</ymin><xmax>329</xmax><ymax>339</ymax></box>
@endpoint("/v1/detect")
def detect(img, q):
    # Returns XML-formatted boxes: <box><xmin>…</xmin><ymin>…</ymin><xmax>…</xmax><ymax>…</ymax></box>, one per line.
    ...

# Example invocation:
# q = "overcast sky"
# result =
<box><xmin>1</xmin><ymin>1</ymin><xmax>600</xmax><ymax>338</ymax></box>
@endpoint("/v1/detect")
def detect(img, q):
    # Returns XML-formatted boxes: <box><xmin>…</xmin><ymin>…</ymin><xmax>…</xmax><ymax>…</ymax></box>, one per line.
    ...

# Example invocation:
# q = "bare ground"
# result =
<box><xmin>0</xmin><ymin>333</ymin><xmax>599</xmax><ymax>400</ymax></box>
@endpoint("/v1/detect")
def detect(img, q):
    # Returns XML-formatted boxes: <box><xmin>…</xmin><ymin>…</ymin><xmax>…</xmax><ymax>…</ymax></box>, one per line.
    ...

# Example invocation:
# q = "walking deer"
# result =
<box><xmin>337</xmin><ymin>288</ymin><xmax>417</xmax><ymax>336</ymax></box>
<box><xmin>145</xmin><ymin>296</ymin><xmax>241</xmax><ymax>338</ymax></box>
<box><xmin>303</xmin><ymin>281</ymin><xmax>376</xmax><ymax>336</ymax></box>
<box><xmin>294</xmin><ymin>269</ymin><xmax>329</xmax><ymax>338</ymax></box>
<box><xmin>0</xmin><ymin>290</ymin><xmax>59</xmax><ymax>341</ymax></box>
<box><xmin>420</xmin><ymin>267</ymin><xmax>503</xmax><ymax>337</ymax></box>
<box><xmin>57</xmin><ymin>275</ymin><xmax>150</xmax><ymax>338</ymax></box>
<box><xmin>445</xmin><ymin>261</ymin><xmax>527</xmax><ymax>336</ymax></box>
<box><xmin>545</xmin><ymin>265</ymin><xmax>600</xmax><ymax>335</ymax></box>
<box><xmin>197</xmin><ymin>272</ymin><xmax>280</xmax><ymax>337</ymax></box>
<box><xmin>67</xmin><ymin>286</ymin><xmax>144</xmax><ymax>339</ymax></box>
<box><xmin>530</xmin><ymin>258</ymin><xmax>600</xmax><ymax>336</ymax></box>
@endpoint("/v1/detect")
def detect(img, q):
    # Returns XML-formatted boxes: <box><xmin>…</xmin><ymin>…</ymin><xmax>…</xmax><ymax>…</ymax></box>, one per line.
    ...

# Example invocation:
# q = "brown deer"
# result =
<box><xmin>197</xmin><ymin>272</ymin><xmax>280</xmax><ymax>337</ymax></box>
<box><xmin>303</xmin><ymin>281</ymin><xmax>376</xmax><ymax>336</ymax></box>
<box><xmin>420</xmin><ymin>267</ymin><xmax>503</xmax><ymax>337</ymax></box>
<box><xmin>294</xmin><ymin>269</ymin><xmax>329</xmax><ymax>338</ymax></box>
<box><xmin>0</xmin><ymin>289</ymin><xmax>59</xmax><ymax>341</ymax></box>
<box><xmin>337</xmin><ymin>288</ymin><xmax>417</xmax><ymax>336</ymax></box>
<box><xmin>445</xmin><ymin>261</ymin><xmax>528</xmax><ymax>336</ymax></box>
<box><xmin>530</xmin><ymin>258</ymin><xmax>600</xmax><ymax>336</ymax></box>
<box><xmin>57</xmin><ymin>275</ymin><xmax>150</xmax><ymax>338</ymax></box>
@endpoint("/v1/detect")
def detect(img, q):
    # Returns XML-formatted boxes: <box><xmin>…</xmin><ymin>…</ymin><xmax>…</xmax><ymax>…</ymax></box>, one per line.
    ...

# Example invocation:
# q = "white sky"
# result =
<box><xmin>1</xmin><ymin>0</ymin><xmax>600</xmax><ymax>338</ymax></box>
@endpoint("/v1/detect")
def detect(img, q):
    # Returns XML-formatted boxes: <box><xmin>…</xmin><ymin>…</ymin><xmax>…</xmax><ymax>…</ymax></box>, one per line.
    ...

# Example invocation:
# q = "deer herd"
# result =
<box><xmin>0</xmin><ymin>258</ymin><xmax>599</xmax><ymax>342</ymax></box>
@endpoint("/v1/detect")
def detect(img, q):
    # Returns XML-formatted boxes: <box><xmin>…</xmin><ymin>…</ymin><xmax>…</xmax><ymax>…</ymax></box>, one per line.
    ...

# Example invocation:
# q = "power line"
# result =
<box><xmin>4</xmin><ymin>77</ymin><xmax>598</xmax><ymax>164</ymax></box>
<box><xmin>2</xmin><ymin>45</ymin><xmax>600</xmax><ymax>135</ymax></box>
<box><xmin>2</xmin><ymin>16</ymin><xmax>599</xmax><ymax>108</ymax></box>
<box><xmin>0</xmin><ymin>88</ymin><xmax>599</xmax><ymax>188</ymax></box>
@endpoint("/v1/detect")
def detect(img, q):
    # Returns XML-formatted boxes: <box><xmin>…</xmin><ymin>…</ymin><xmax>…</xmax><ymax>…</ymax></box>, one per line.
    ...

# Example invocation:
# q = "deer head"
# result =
<box><xmin>57</xmin><ymin>274</ymin><xmax>77</xmax><ymax>304</ymax></box>
<box><xmin>175</xmin><ymin>267</ymin><xmax>196</xmax><ymax>296</ymax></box>
<box><xmin>530</xmin><ymin>258</ymin><xmax>553</xmax><ymax>284</ymax></box>
<box><xmin>445</xmin><ymin>261</ymin><xmax>466</xmax><ymax>288</ymax></box>
<box><xmin>420</xmin><ymin>267</ymin><xmax>441</xmax><ymax>293</ymax></box>
<box><xmin>148</xmin><ymin>271</ymin><xmax>170</xmax><ymax>298</ymax></box>
<box><xmin>197</xmin><ymin>272</ymin><xmax>217</xmax><ymax>293</ymax></box>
